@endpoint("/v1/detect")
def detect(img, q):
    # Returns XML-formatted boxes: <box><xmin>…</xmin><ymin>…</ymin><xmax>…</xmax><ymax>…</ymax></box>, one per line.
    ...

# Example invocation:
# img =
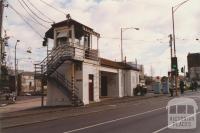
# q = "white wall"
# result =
<box><xmin>82</xmin><ymin>61</ymin><xmax>100</xmax><ymax>104</ymax></box>
<box><xmin>125</xmin><ymin>70</ymin><xmax>140</xmax><ymax>96</ymax></box>
<box><xmin>100</xmin><ymin>66</ymin><xmax>118</xmax><ymax>73</ymax></box>
<box><xmin>74</xmin><ymin>63</ymin><xmax>83</xmax><ymax>99</ymax></box>
<box><xmin>46</xmin><ymin>81</ymin><xmax>71</xmax><ymax>106</ymax></box>
<box><xmin>47</xmin><ymin>61</ymin><xmax>82</xmax><ymax>106</ymax></box>
<box><xmin>118</xmin><ymin>69</ymin><xmax>123</xmax><ymax>97</ymax></box>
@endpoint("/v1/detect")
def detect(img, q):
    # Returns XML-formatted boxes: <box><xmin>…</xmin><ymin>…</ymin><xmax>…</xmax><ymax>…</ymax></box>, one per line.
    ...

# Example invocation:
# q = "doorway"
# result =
<box><xmin>89</xmin><ymin>74</ymin><xmax>94</xmax><ymax>101</ymax></box>
<box><xmin>101</xmin><ymin>76</ymin><xmax>108</xmax><ymax>96</ymax></box>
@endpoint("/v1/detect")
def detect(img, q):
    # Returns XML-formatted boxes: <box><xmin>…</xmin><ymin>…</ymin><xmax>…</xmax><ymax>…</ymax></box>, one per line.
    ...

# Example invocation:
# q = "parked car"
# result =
<box><xmin>25</xmin><ymin>93</ymin><xmax>32</xmax><ymax>96</ymax></box>
<box><xmin>134</xmin><ymin>84</ymin><xmax>147</xmax><ymax>96</ymax></box>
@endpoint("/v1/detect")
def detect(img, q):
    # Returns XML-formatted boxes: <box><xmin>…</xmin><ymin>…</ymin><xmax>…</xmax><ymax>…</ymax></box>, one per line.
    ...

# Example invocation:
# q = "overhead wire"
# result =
<box><xmin>21</xmin><ymin>0</ymin><xmax>52</xmax><ymax>24</ymax></box>
<box><xmin>39</xmin><ymin>0</ymin><xmax>66</xmax><ymax>16</ymax></box>
<box><xmin>17</xmin><ymin>0</ymin><xmax>49</xmax><ymax>29</ymax></box>
<box><xmin>8</xmin><ymin>3</ymin><xmax>44</xmax><ymax>38</ymax></box>
<box><xmin>26</xmin><ymin>0</ymin><xmax>55</xmax><ymax>23</ymax></box>
<box><xmin>100</xmin><ymin>36</ymin><xmax>169</xmax><ymax>44</ymax></box>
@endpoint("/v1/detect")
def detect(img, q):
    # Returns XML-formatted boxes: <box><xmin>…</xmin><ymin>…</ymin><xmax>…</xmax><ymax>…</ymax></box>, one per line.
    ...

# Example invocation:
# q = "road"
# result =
<box><xmin>2</xmin><ymin>92</ymin><xmax>200</xmax><ymax>133</ymax></box>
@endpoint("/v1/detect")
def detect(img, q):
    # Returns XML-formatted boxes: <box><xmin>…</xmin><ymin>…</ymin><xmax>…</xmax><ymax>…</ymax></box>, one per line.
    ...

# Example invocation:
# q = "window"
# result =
<box><xmin>56</xmin><ymin>31</ymin><xmax>69</xmax><ymax>46</ymax></box>
<box><xmin>57</xmin><ymin>37</ymin><xmax>68</xmax><ymax>46</ymax></box>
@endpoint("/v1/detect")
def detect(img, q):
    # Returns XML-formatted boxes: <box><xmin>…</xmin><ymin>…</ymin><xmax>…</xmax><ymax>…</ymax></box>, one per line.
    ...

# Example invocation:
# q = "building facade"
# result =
<box><xmin>18</xmin><ymin>72</ymin><xmax>42</xmax><ymax>95</ymax></box>
<box><xmin>35</xmin><ymin>17</ymin><xmax>140</xmax><ymax>106</ymax></box>
<box><xmin>18</xmin><ymin>72</ymin><xmax>35</xmax><ymax>95</ymax></box>
<box><xmin>187</xmin><ymin>53</ymin><xmax>200</xmax><ymax>81</ymax></box>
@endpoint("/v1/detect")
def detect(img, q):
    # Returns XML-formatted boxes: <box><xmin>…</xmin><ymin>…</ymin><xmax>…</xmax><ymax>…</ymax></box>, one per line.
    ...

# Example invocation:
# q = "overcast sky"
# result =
<box><xmin>3</xmin><ymin>0</ymin><xmax>200</xmax><ymax>76</ymax></box>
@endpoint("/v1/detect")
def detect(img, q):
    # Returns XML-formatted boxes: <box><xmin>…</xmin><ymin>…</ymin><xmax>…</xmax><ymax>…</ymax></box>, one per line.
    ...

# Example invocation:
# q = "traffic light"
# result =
<box><xmin>42</xmin><ymin>37</ymin><xmax>48</xmax><ymax>46</ymax></box>
<box><xmin>171</xmin><ymin>57</ymin><xmax>178</xmax><ymax>76</ymax></box>
<box><xmin>171</xmin><ymin>57</ymin><xmax>178</xmax><ymax>70</ymax></box>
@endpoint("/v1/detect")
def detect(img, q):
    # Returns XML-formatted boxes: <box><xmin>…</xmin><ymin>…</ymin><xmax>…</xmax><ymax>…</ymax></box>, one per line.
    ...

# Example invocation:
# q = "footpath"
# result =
<box><xmin>0</xmin><ymin>93</ymin><xmax>167</xmax><ymax>129</ymax></box>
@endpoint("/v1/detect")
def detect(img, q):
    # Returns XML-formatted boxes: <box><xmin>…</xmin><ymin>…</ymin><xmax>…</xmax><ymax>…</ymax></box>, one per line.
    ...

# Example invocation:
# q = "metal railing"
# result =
<box><xmin>35</xmin><ymin>43</ymin><xmax>99</xmax><ymax>78</ymax></box>
<box><xmin>51</xmin><ymin>71</ymin><xmax>81</xmax><ymax>105</ymax></box>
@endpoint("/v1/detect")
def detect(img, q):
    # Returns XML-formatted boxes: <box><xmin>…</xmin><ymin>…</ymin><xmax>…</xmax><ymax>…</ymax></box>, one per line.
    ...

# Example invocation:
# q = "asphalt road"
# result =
<box><xmin>2</xmin><ymin>92</ymin><xmax>200</xmax><ymax>133</ymax></box>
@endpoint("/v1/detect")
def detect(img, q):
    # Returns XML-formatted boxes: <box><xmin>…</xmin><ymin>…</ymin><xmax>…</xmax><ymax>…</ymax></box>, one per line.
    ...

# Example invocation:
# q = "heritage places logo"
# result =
<box><xmin>166</xmin><ymin>97</ymin><xmax>198</xmax><ymax>129</ymax></box>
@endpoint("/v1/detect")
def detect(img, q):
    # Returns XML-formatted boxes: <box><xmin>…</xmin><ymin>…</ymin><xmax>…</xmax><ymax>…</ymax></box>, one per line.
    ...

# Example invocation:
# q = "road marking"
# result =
<box><xmin>63</xmin><ymin>107</ymin><xmax>166</xmax><ymax>133</ymax></box>
<box><xmin>152</xmin><ymin>111</ymin><xmax>200</xmax><ymax>133</ymax></box>
<box><xmin>64</xmin><ymin>96</ymin><xmax>200</xmax><ymax>133</ymax></box>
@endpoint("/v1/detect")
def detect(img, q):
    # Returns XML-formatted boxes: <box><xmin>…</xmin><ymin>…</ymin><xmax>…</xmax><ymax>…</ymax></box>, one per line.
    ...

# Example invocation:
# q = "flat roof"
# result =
<box><xmin>100</xmin><ymin>58</ymin><xmax>139</xmax><ymax>71</ymax></box>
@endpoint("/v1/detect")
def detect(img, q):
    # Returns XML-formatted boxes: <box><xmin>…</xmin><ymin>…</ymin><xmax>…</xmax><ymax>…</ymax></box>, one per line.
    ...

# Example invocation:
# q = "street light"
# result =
<box><xmin>172</xmin><ymin>0</ymin><xmax>190</xmax><ymax>57</ymax></box>
<box><xmin>15</xmin><ymin>39</ymin><xmax>20</xmax><ymax>96</ymax></box>
<box><xmin>171</xmin><ymin>0</ymin><xmax>190</xmax><ymax>96</ymax></box>
<box><xmin>120</xmin><ymin>27</ymin><xmax>139</xmax><ymax>96</ymax></box>
<box><xmin>121</xmin><ymin>27</ymin><xmax>139</xmax><ymax>62</ymax></box>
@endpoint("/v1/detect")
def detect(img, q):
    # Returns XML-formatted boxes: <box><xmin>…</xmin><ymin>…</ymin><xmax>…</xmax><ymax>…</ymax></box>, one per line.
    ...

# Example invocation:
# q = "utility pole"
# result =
<box><xmin>15</xmin><ymin>40</ymin><xmax>20</xmax><ymax>96</ymax></box>
<box><xmin>172</xmin><ymin>7</ymin><xmax>178</xmax><ymax>96</ymax></box>
<box><xmin>172</xmin><ymin>7</ymin><xmax>176</xmax><ymax>57</ymax></box>
<box><xmin>120</xmin><ymin>28</ymin><xmax>123</xmax><ymax>62</ymax></box>
<box><xmin>169</xmin><ymin>34</ymin><xmax>173</xmax><ymax>61</ymax></box>
<box><xmin>171</xmin><ymin>0</ymin><xmax>191</xmax><ymax>96</ymax></box>
<box><xmin>169</xmin><ymin>34</ymin><xmax>176</xmax><ymax>95</ymax></box>
<box><xmin>0</xmin><ymin>0</ymin><xmax>4</xmax><ymax>80</ymax></box>
<box><xmin>120</xmin><ymin>27</ymin><xmax>139</xmax><ymax>62</ymax></box>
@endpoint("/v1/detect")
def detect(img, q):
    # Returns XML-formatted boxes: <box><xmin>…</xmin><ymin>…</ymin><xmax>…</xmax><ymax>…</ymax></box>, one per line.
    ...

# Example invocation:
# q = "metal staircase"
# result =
<box><xmin>34</xmin><ymin>43</ymin><xmax>99</xmax><ymax>106</ymax></box>
<box><xmin>35</xmin><ymin>44</ymin><xmax>83</xmax><ymax>78</ymax></box>
<box><xmin>50</xmin><ymin>71</ymin><xmax>83</xmax><ymax>106</ymax></box>
<box><xmin>34</xmin><ymin>44</ymin><xmax>84</xmax><ymax>106</ymax></box>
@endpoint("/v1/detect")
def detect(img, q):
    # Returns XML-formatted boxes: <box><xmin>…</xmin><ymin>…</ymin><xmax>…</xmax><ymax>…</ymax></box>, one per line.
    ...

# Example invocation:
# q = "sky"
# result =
<box><xmin>2</xmin><ymin>0</ymin><xmax>200</xmax><ymax>76</ymax></box>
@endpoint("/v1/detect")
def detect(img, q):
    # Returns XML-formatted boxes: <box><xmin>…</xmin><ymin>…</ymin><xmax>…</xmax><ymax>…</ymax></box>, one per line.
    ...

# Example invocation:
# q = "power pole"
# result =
<box><xmin>0</xmin><ymin>0</ymin><xmax>3</xmax><ymax>40</ymax></box>
<box><xmin>172</xmin><ymin>7</ymin><xmax>178</xmax><ymax>96</ymax></box>
<box><xmin>0</xmin><ymin>0</ymin><xmax>4</xmax><ymax>80</ymax></box>
<box><xmin>120</xmin><ymin>28</ymin><xmax>123</xmax><ymax>62</ymax></box>
<box><xmin>169</xmin><ymin>34</ymin><xmax>175</xmax><ymax>95</ymax></box>
<box><xmin>172</xmin><ymin>7</ymin><xmax>176</xmax><ymax>57</ymax></box>
<box><xmin>169</xmin><ymin>34</ymin><xmax>173</xmax><ymax>62</ymax></box>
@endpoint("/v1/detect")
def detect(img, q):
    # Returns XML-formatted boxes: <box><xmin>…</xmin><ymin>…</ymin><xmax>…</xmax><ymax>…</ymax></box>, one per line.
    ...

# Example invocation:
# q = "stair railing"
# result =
<box><xmin>35</xmin><ymin>43</ymin><xmax>99</xmax><ymax>78</ymax></box>
<box><xmin>52</xmin><ymin>71</ymin><xmax>80</xmax><ymax>103</ymax></box>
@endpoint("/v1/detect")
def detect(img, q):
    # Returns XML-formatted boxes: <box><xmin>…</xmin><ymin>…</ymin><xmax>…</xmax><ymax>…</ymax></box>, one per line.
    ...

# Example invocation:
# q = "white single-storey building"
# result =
<box><xmin>35</xmin><ymin>16</ymin><xmax>140</xmax><ymax>106</ymax></box>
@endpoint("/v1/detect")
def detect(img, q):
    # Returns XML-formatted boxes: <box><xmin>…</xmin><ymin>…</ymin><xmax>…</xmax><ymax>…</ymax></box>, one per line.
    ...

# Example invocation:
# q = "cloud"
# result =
<box><xmin>3</xmin><ymin>0</ymin><xmax>200</xmax><ymax>76</ymax></box>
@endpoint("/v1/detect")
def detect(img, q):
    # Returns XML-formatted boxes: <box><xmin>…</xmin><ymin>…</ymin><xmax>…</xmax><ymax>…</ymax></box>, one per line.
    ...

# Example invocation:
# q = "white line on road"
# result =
<box><xmin>64</xmin><ymin>94</ymin><xmax>200</xmax><ymax>133</ymax></box>
<box><xmin>63</xmin><ymin>107</ymin><xmax>166</xmax><ymax>133</ymax></box>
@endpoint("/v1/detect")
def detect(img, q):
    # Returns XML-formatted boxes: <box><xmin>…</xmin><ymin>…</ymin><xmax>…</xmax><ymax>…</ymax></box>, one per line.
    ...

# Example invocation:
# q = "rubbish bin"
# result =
<box><xmin>152</xmin><ymin>82</ymin><xmax>161</xmax><ymax>94</ymax></box>
<box><xmin>162</xmin><ymin>81</ymin><xmax>169</xmax><ymax>94</ymax></box>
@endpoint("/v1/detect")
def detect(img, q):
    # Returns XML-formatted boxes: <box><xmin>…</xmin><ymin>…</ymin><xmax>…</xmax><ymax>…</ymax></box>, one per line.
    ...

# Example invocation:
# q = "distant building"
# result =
<box><xmin>18</xmin><ymin>72</ymin><xmax>35</xmax><ymax>95</ymax></box>
<box><xmin>187</xmin><ymin>53</ymin><xmax>200</xmax><ymax>81</ymax></box>
<box><xmin>18</xmin><ymin>72</ymin><xmax>42</xmax><ymax>95</ymax></box>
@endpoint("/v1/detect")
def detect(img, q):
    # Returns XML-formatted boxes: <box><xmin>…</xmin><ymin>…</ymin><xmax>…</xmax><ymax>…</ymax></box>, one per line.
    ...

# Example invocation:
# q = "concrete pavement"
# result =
<box><xmin>0</xmin><ymin>96</ymin><xmax>46</xmax><ymax>114</ymax></box>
